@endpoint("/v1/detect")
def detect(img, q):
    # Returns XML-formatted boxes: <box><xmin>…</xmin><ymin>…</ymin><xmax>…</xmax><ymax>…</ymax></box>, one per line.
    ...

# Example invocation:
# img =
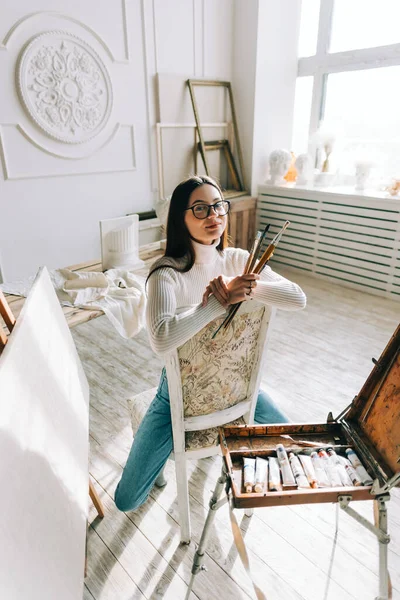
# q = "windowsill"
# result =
<box><xmin>258</xmin><ymin>182</ymin><xmax>400</xmax><ymax>205</ymax></box>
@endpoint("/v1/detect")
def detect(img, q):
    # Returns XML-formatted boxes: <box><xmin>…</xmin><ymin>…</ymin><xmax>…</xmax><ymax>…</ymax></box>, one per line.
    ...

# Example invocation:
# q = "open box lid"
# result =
<box><xmin>340</xmin><ymin>324</ymin><xmax>400</xmax><ymax>490</ymax></box>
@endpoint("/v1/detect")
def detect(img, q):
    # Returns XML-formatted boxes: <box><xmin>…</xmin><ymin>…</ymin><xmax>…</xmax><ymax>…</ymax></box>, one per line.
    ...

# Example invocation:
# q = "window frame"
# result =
<box><xmin>298</xmin><ymin>0</ymin><xmax>400</xmax><ymax>157</ymax></box>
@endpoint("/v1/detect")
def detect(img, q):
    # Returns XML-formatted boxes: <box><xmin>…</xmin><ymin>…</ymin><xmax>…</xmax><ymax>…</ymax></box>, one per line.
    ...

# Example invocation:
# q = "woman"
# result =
<box><xmin>115</xmin><ymin>175</ymin><xmax>306</xmax><ymax>512</ymax></box>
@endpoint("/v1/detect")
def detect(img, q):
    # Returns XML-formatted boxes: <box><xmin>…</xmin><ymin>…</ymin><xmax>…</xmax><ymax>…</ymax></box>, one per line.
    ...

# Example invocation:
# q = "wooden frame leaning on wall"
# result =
<box><xmin>187</xmin><ymin>79</ymin><xmax>247</xmax><ymax>198</ymax></box>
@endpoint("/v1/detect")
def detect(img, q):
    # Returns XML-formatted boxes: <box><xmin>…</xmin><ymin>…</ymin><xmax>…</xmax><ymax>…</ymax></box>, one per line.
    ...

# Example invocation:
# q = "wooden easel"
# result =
<box><xmin>0</xmin><ymin>290</ymin><xmax>104</xmax><ymax>518</ymax></box>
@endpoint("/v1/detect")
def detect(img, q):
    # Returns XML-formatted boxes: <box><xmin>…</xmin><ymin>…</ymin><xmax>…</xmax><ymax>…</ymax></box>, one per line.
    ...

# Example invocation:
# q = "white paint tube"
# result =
<box><xmin>276</xmin><ymin>444</ymin><xmax>296</xmax><ymax>487</ymax></box>
<box><xmin>288</xmin><ymin>452</ymin><xmax>310</xmax><ymax>488</ymax></box>
<box><xmin>268</xmin><ymin>457</ymin><xmax>282</xmax><ymax>491</ymax></box>
<box><xmin>254</xmin><ymin>457</ymin><xmax>269</xmax><ymax>493</ymax></box>
<box><xmin>299</xmin><ymin>454</ymin><xmax>318</xmax><ymax>488</ymax></box>
<box><xmin>337</xmin><ymin>455</ymin><xmax>362</xmax><ymax>486</ymax></box>
<box><xmin>326</xmin><ymin>448</ymin><xmax>353</xmax><ymax>486</ymax></box>
<box><xmin>243</xmin><ymin>457</ymin><xmax>256</xmax><ymax>493</ymax></box>
<box><xmin>336</xmin><ymin>464</ymin><xmax>352</xmax><ymax>486</ymax></box>
<box><xmin>346</xmin><ymin>449</ymin><xmax>374</xmax><ymax>485</ymax></box>
<box><xmin>345</xmin><ymin>463</ymin><xmax>363</xmax><ymax>486</ymax></box>
<box><xmin>318</xmin><ymin>449</ymin><xmax>342</xmax><ymax>487</ymax></box>
<box><xmin>310</xmin><ymin>451</ymin><xmax>330</xmax><ymax>487</ymax></box>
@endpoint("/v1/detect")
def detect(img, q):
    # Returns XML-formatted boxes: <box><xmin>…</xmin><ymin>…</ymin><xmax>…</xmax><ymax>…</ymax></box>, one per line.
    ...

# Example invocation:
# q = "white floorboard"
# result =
<box><xmin>72</xmin><ymin>267</ymin><xmax>400</xmax><ymax>600</ymax></box>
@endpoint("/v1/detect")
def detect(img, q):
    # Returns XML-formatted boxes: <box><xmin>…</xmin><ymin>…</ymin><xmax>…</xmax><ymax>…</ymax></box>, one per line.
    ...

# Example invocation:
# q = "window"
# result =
<box><xmin>323</xmin><ymin>67</ymin><xmax>400</xmax><ymax>181</ymax></box>
<box><xmin>294</xmin><ymin>0</ymin><xmax>400</xmax><ymax>188</ymax></box>
<box><xmin>330</xmin><ymin>0</ymin><xmax>400</xmax><ymax>53</ymax></box>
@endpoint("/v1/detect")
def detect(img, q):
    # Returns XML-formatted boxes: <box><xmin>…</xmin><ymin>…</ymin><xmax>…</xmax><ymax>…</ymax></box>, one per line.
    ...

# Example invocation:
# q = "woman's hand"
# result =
<box><xmin>202</xmin><ymin>274</ymin><xmax>260</xmax><ymax>307</ymax></box>
<box><xmin>225</xmin><ymin>274</ymin><xmax>260</xmax><ymax>304</ymax></box>
<box><xmin>202</xmin><ymin>275</ymin><xmax>230</xmax><ymax>308</ymax></box>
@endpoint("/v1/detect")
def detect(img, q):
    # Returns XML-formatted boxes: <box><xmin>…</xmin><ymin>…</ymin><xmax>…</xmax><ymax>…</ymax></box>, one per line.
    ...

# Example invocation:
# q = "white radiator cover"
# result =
<box><xmin>258</xmin><ymin>185</ymin><xmax>400</xmax><ymax>300</ymax></box>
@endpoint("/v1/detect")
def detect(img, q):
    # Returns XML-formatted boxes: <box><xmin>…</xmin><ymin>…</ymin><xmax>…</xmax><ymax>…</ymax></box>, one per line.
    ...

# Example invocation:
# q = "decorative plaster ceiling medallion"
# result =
<box><xmin>17</xmin><ymin>31</ymin><xmax>113</xmax><ymax>144</ymax></box>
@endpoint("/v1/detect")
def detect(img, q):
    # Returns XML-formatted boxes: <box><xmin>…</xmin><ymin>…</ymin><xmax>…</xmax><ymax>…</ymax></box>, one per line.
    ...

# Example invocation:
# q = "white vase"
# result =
<box><xmin>314</xmin><ymin>171</ymin><xmax>336</xmax><ymax>187</ymax></box>
<box><xmin>355</xmin><ymin>165</ymin><xmax>372</xmax><ymax>191</ymax></box>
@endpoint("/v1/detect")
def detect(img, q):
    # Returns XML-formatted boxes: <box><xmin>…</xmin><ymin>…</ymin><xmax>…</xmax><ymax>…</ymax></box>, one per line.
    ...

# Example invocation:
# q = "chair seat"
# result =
<box><xmin>127</xmin><ymin>387</ymin><xmax>246</xmax><ymax>452</ymax></box>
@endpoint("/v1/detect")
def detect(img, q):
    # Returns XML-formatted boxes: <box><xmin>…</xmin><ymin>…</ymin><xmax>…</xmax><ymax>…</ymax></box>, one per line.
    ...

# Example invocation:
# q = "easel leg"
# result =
<box><xmin>339</xmin><ymin>495</ymin><xmax>391</xmax><ymax>600</ymax></box>
<box><xmin>374</xmin><ymin>497</ymin><xmax>391</xmax><ymax>600</ymax></box>
<box><xmin>89</xmin><ymin>478</ymin><xmax>105</xmax><ymax>518</ymax></box>
<box><xmin>184</xmin><ymin>465</ymin><xmax>228</xmax><ymax>600</ymax></box>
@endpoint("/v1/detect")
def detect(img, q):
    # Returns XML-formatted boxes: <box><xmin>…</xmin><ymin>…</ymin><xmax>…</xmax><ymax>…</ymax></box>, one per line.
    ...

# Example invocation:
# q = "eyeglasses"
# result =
<box><xmin>184</xmin><ymin>200</ymin><xmax>230</xmax><ymax>220</ymax></box>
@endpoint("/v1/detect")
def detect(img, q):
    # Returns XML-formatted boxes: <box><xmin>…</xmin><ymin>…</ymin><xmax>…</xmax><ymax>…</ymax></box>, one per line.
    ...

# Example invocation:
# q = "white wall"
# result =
<box><xmin>0</xmin><ymin>0</ymin><xmax>234</xmax><ymax>280</ymax></box>
<box><xmin>251</xmin><ymin>0</ymin><xmax>301</xmax><ymax>195</ymax></box>
<box><xmin>0</xmin><ymin>0</ymin><xmax>299</xmax><ymax>281</ymax></box>
<box><xmin>231</xmin><ymin>0</ymin><xmax>259</xmax><ymax>193</ymax></box>
<box><xmin>233</xmin><ymin>0</ymin><xmax>301</xmax><ymax>196</ymax></box>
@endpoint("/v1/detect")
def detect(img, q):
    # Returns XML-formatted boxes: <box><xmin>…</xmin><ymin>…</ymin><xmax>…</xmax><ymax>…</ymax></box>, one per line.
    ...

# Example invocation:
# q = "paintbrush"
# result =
<box><xmin>211</xmin><ymin>225</ymin><xmax>270</xmax><ymax>339</ymax></box>
<box><xmin>253</xmin><ymin>220</ymin><xmax>290</xmax><ymax>275</ymax></box>
<box><xmin>220</xmin><ymin>220</ymin><xmax>290</xmax><ymax>331</ymax></box>
<box><xmin>246</xmin><ymin>224</ymin><xmax>270</xmax><ymax>275</ymax></box>
<box><xmin>243</xmin><ymin>229</ymin><xmax>263</xmax><ymax>275</ymax></box>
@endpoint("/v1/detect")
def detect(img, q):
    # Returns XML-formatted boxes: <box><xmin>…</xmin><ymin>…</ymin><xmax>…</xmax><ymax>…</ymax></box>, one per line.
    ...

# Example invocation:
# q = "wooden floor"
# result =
<box><xmin>72</xmin><ymin>267</ymin><xmax>400</xmax><ymax>600</ymax></box>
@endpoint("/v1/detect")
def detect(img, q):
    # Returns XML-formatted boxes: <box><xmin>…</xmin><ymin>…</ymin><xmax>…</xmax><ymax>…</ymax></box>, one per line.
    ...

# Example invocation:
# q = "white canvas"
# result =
<box><xmin>0</xmin><ymin>267</ymin><xmax>89</xmax><ymax>600</ymax></box>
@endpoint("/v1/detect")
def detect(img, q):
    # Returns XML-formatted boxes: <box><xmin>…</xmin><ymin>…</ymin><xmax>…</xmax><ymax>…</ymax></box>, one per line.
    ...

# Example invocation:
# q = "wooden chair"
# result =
<box><xmin>128</xmin><ymin>301</ymin><xmax>275</xmax><ymax>543</ymax></box>
<box><xmin>0</xmin><ymin>289</ymin><xmax>104</xmax><ymax>519</ymax></box>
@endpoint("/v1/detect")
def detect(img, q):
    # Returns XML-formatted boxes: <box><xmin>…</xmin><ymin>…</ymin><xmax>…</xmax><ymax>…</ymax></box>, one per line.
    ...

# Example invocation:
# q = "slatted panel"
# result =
<box><xmin>258</xmin><ymin>192</ymin><xmax>400</xmax><ymax>300</ymax></box>
<box><xmin>228</xmin><ymin>196</ymin><xmax>257</xmax><ymax>251</ymax></box>
<box><xmin>258</xmin><ymin>196</ymin><xmax>319</xmax><ymax>273</ymax></box>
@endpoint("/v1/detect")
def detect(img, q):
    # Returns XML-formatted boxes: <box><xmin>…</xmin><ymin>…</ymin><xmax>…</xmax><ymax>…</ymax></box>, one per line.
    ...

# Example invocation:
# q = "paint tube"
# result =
<box><xmin>345</xmin><ymin>463</ymin><xmax>363</xmax><ymax>486</ymax></box>
<box><xmin>337</xmin><ymin>455</ymin><xmax>362</xmax><ymax>486</ymax></box>
<box><xmin>345</xmin><ymin>449</ymin><xmax>374</xmax><ymax>485</ymax></box>
<box><xmin>254</xmin><ymin>457</ymin><xmax>269</xmax><ymax>493</ymax></box>
<box><xmin>326</xmin><ymin>448</ymin><xmax>353</xmax><ymax>486</ymax></box>
<box><xmin>299</xmin><ymin>454</ymin><xmax>318</xmax><ymax>488</ymax></box>
<box><xmin>268</xmin><ymin>457</ymin><xmax>282</xmax><ymax>491</ymax></box>
<box><xmin>337</xmin><ymin>455</ymin><xmax>349</xmax><ymax>466</ymax></box>
<box><xmin>276</xmin><ymin>444</ymin><xmax>296</xmax><ymax>487</ymax></box>
<box><xmin>288</xmin><ymin>452</ymin><xmax>310</xmax><ymax>488</ymax></box>
<box><xmin>318</xmin><ymin>449</ymin><xmax>342</xmax><ymax>487</ymax></box>
<box><xmin>310</xmin><ymin>451</ymin><xmax>330</xmax><ymax>487</ymax></box>
<box><xmin>243</xmin><ymin>457</ymin><xmax>256</xmax><ymax>493</ymax></box>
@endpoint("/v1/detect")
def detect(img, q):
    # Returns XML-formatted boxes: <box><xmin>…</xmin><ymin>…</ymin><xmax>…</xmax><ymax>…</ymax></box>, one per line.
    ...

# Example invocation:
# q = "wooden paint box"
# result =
<box><xmin>220</xmin><ymin>324</ymin><xmax>400</xmax><ymax>509</ymax></box>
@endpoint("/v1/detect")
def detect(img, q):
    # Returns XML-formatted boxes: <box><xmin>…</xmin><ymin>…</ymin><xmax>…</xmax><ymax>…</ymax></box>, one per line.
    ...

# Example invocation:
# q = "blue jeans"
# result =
<box><xmin>114</xmin><ymin>369</ymin><xmax>288</xmax><ymax>512</ymax></box>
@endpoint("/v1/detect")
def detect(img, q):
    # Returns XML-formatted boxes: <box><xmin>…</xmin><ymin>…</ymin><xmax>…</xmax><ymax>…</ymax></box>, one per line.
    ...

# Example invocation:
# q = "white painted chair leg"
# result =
<box><xmin>174</xmin><ymin>452</ymin><xmax>191</xmax><ymax>543</ymax></box>
<box><xmin>244</xmin><ymin>508</ymin><xmax>254</xmax><ymax>518</ymax></box>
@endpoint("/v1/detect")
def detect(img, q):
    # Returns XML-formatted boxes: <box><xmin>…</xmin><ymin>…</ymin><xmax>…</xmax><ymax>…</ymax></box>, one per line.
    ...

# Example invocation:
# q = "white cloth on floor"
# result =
<box><xmin>0</xmin><ymin>268</ymin><xmax>146</xmax><ymax>339</ymax></box>
<box><xmin>57</xmin><ymin>269</ymin><xmax>109</xmax><ymax>305</ymax></box>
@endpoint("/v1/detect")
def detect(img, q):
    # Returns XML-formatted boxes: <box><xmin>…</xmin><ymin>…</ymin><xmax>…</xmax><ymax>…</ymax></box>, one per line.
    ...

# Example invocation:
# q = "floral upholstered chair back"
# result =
<box><xmin>177</xmin><ymin>302</ymin><xmax>272</xmax><ymax>419</ymax></box>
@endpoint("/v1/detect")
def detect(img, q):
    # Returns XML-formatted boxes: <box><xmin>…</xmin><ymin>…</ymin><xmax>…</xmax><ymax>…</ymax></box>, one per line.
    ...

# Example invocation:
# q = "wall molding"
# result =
<box><xmin>121</xmin><ymin>0</ymin><xmax>130</xmax><ymax>62</ymax></box>
<box><xmin>202</xmin><ymin>0</ymin><xmax>205</xmax><ymax>77</ymax></box>
<box><xmin>0</xmin><ymin>123</ymin><xmax>136</xmax><ymax>180</ymax></box>
<box><xmin>150</xmin><ymin>0</ymin><xmax>158</xmax><ymax>75</ymax></box>
<box><xmin>16</xmin><ymin>30</ymin><xmax>113</xmax><ymax>145</ymax></box>
<box><xmin>15</xmin><ymin>123</ymin><xmax>120</xmax><ymax>160</ymax></box>
<box><xmin>0</xmin><ymin>7</ymin><xmax>131</xmax><ymax>63</ymax></box>
<box><xmin>140</xmin><ymin>0</ymin><xmax>158</xmax><ymax>198</ymax></box>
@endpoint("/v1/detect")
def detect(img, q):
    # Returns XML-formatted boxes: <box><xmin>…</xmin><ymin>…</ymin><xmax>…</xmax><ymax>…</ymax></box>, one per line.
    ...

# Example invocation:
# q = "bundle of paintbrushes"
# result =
<box><xmin>212</xmin><ymin>220</ymin><xmax>290</xmax><ymax>338</ymax></box>
<box><xmin>242</xmin><ymin>446</ymin><xmax>374</xmax><ymax>493</ymax></box>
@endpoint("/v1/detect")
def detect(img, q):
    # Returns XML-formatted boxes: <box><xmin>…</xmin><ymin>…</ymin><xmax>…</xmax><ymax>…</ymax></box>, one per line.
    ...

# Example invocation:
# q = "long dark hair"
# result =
<box><xmin>147</xmin><ymin>175</ymin><xmax>229</xmax><ymax>280</ymax></box>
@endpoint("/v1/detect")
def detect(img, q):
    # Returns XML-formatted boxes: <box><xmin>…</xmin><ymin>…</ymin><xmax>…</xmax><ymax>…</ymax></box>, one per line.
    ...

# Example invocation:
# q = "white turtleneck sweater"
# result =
<box><xmin>146</xmin><ymin>239</ymin><xmax>306</xmax><ymax>355</ymax></box>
